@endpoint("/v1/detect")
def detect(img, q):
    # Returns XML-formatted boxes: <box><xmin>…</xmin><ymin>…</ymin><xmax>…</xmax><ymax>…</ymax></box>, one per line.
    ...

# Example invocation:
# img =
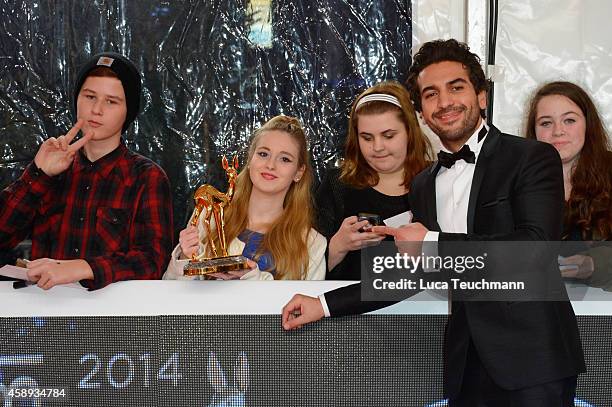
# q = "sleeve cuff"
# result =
<box><xmin>423</xmin><ymin>231</ymin><xmax>440</xmax><ymax>272</ymax></box>
<box><xmin>81</xmin><ymin>257</ymin><xmax>108</xmax><ymax>290</ymax></box>
<box><xmin>424</xmin><ymin>231</ymin><xmax>439</xmax><ymax>242</ymax></box>
<box><xmin>319</xmin><ymin>294</ymin><xmax>331</xmax><ymax>317</ymax></box>
<box><xmin>163</xmin><ymin>244</ymin><xmax>191</xmax><ymax>280</ymax></box>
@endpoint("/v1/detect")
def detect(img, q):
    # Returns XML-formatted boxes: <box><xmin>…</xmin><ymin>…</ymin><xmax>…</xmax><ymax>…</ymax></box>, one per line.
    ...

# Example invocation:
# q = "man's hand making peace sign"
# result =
<box><xmin>33</xmin><ymin>119</ymin><xmax>94</xmax><ymax>176</ymax></box>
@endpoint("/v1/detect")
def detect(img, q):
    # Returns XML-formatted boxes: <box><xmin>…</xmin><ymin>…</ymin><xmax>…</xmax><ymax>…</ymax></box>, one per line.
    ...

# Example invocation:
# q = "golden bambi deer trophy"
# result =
<box><xmin>183</xmin><ymin>156</ymin><xmax>250</xmax><ymax>277</ymax></box>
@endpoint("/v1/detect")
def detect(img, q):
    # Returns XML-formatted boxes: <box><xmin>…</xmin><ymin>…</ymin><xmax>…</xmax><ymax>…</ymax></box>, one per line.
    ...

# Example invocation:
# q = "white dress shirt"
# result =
<box><xmin>425</xmin><ymin>120</ymin><xmax>488</xmax><ymax>240</ymax></box>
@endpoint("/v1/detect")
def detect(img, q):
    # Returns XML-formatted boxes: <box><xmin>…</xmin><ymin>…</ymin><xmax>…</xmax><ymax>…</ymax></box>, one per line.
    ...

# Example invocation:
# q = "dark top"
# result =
<box><xmin>315</xmin><ymin>167</ymin><xmax>410</xmax><ymax>280</ymax></box>
<box><xmin>562</xmin><ymin>150</ymin><xmax>612</xmax><ymax>290</ymax></box>
<box><xmin>563</xmin><ymin>224</ymin><xmax>612</xmax><ymax>291</ymax></box>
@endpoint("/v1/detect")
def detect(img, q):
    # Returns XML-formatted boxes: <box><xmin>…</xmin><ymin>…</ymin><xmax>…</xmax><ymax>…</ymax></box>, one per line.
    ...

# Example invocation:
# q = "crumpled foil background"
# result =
<box><xmin>0</xmin><ymin>0</ymin><xmax>412</xmax><ymax>241</ymax></box>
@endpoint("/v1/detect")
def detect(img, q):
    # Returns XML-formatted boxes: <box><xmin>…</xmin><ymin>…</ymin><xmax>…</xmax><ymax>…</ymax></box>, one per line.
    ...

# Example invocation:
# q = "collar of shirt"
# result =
<box><xmin>438</xmin><ymin>120</ymin><xmax>489</xmax><ymax>174</ymax></box>
<box><xmin>74</xmin><ymin>141</ymin><xmax>127</xmax><ymax>178</ymax></box>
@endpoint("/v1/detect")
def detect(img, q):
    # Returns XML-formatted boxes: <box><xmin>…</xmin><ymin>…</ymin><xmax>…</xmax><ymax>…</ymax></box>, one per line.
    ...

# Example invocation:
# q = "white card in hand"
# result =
<box><xmin>558</xmin><ymin>256</ymin><xmax>579</xmax><ymax>271</ymax></box>
<box><xmin>0</xmin><ymin>265</ymin><xmax>28</xmax><ymax>280</ymax></box>
<box><xmin>383</xmin><ymin>210</ymin><xmax>413</xmax><ymax>228</ymax></box>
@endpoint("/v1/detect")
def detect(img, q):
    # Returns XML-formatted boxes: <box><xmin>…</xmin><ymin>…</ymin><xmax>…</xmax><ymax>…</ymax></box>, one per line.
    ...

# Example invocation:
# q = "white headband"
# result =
<box><xmin>355</xmin><ymin>93</ymin><xmax>402</xmax><ymax>110</ymax></box>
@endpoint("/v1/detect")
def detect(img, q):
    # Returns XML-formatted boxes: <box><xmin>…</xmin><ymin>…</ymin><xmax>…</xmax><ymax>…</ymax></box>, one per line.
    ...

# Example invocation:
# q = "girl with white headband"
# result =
<box><xmin>316</xmin><ymin>81</ymin><xmax>432</xmax><ymax>279</ymax></box>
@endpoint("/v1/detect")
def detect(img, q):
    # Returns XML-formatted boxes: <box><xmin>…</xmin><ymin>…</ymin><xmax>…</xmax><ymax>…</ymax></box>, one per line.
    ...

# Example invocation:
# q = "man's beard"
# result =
<box><xmin>429</xmin><ymin>104</ymin><xmax>480</xmax><ymax>143</ymax></box>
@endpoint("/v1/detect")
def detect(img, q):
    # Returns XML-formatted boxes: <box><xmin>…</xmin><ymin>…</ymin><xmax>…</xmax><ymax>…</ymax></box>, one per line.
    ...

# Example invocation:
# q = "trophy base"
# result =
<box><xmin>184</xmin><ymin>255</ymin><xmax>251</xmax><ymax>277</ymax></box>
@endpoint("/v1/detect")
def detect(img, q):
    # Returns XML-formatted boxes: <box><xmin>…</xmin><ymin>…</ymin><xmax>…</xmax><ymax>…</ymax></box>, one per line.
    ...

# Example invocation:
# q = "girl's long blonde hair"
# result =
<box><xmin>209</xmin><ymin>116</ymin><xmax>314</xmax><ymax>279</ymax></box>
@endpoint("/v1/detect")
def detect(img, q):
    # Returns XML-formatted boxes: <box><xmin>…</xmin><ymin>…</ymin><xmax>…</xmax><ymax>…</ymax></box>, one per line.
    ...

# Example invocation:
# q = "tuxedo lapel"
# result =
<box><xmin>425</xmin><ymin>164</ymin><xmax>442</xmax><ymax>232</ymax></box>
<box><xmin>466</xmin><ymin>126</ymin><xmax>501</xmax><ymax>233</ymax></box>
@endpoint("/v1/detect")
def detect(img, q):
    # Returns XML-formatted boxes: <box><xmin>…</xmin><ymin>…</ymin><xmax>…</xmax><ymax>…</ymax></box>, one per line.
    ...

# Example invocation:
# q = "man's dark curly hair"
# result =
<box><xmin>405</xmin><ymin>39</ymin><xmax>490</xmax><ymax>116</ymax></box>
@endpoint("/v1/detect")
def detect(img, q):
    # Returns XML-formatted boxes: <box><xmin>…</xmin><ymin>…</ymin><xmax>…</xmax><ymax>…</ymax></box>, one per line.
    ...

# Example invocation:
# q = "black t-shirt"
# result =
<box><xmin>315</xmin><ymin>168</ymin><xmax>410</xmax><ymax>280</ymax></box>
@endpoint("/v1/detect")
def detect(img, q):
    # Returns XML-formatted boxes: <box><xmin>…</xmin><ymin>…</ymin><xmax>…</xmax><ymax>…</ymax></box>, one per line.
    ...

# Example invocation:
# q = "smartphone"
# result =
<box><xmin>357</xmin><ymin>213</ymin><xmax>381</xmax><ymax>232</ymax></box>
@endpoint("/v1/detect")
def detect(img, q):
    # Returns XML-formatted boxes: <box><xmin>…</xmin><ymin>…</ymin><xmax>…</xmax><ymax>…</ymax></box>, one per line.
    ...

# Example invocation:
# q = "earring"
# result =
<box><xmin>294</xmin><ymin>177</ymin><xmax>301</xmax><ymax>182</ymax></box>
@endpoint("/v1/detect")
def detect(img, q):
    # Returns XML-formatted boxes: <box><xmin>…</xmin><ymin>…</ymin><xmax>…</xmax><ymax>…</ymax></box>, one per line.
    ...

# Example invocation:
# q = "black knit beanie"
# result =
<box><xmin>73</xmin><ymin>52</ymin><xmax>141</xmax><ymax>133</ymax></box>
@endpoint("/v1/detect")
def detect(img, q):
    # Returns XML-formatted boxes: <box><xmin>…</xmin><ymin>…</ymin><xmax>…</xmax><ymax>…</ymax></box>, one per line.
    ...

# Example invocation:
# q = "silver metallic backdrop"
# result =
<box><xmin>0</xmin><ymin>0</ymin><xmax>412</xmax><ymax>234</ymax></box>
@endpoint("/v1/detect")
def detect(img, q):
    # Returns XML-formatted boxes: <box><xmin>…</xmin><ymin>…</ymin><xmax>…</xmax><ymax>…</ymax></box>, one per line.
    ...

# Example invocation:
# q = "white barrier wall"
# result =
<box><xmin>1</xmin><ymin>281</ymin><xmax>609</xmax><ymax>317</ymax></box>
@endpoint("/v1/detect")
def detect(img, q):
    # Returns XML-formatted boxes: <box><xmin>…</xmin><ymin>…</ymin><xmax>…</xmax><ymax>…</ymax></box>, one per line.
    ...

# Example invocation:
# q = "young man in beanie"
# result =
<box><xmin>0</xmin><ymin>52</ymin><xmax>173</xmax><ymax>290</ymax></box>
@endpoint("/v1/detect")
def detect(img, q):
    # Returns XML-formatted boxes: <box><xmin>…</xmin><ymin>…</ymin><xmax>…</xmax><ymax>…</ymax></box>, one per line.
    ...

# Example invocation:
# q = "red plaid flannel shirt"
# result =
<box><xmin>0</xmin><ymin>142</ymin><xmax>174</xmax><ymax>289</ymax></box>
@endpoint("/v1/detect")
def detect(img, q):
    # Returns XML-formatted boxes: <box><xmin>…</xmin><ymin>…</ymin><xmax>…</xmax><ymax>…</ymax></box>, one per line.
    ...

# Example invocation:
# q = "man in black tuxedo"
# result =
<box><xmin>282</xmin><ymin>39</ymin><xmax>585</xmax><ymax>406</ymax></box>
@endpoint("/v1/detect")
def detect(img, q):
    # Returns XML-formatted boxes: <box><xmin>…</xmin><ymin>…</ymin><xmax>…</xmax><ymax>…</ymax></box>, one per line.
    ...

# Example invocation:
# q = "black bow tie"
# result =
<box><xmin>437</xmin><ymin>144</ymin><xmax>476</xmax><ymax>168</ymax></box>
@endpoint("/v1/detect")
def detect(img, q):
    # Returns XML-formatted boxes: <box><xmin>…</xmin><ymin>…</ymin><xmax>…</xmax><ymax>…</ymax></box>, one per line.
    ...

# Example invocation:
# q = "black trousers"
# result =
<box><xmin>449</xmin><ymin>340</ymin><xmax>578</xmax><ymax>407</ymax></box>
